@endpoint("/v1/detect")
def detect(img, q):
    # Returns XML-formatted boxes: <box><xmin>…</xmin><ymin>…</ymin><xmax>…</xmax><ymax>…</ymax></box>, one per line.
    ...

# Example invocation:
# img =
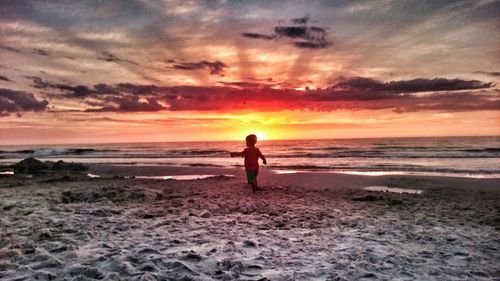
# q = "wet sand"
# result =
<box><xmin>0</xmin><ymin>165</ymin><xmax>499</xmax><ymax>280</ymax></box>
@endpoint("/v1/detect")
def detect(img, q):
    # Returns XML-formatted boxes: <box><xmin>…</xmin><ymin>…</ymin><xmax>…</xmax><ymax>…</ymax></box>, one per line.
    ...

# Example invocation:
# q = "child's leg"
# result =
<box><xmin>247</xmin><ymin>171</ymin><xmax>258</xmax><ymax>193</ymax></box>
<box><xmin>254</xmin><ymin>171</ymin><xmax>261</xmax><ymax>190</ymax></box>
<box><xmin>252</xmin><ymin>173</ymin><xmax>261</xmax><ymax>193</ymax></box>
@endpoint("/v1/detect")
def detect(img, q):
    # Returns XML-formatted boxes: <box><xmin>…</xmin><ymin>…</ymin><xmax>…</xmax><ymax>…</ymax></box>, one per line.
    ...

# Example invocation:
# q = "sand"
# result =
<box><xmin>0</xmin><ymin>165</ymin><xmax>499</xmax><ymax>280</ymax></box>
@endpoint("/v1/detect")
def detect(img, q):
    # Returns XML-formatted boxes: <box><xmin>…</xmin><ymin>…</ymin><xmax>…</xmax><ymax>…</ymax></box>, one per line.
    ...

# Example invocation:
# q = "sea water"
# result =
<box><xmin>0</xmin><ymin>136</ymin><xmax>499</xmax><ymax>178</ymax></box>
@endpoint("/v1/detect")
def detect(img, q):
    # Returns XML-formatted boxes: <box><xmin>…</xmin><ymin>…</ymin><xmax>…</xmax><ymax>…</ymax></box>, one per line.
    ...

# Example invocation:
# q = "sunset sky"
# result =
<box><xmin>0</xmin><ymin>0</ymin><xmax>499</xmax><ymax>145</ymax></box>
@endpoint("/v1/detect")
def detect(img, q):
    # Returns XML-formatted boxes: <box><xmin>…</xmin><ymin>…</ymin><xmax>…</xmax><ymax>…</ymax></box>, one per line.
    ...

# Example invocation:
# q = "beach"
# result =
<box><xmin>1</xmin><ymin>165</ymin><xmax>499</xmax><ymax>280</ymax></box>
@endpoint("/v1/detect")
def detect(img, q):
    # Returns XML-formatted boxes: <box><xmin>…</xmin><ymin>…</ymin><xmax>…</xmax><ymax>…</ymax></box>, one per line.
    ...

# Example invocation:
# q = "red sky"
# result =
<box><xmin>0</xmin><ymin>0</ymin><xmax>499</xmax><ymax>144</ymax></box>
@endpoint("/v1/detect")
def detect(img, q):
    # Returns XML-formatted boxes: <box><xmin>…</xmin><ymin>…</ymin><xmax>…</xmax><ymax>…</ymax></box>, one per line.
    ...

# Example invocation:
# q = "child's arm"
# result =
<box><xmin>230</xmin><ymin>151</ymin><xmax>243</xmax><ymax>157</ymax></box>
<box><xmin>258</xmin><ymin>149</ymin><xmax>267</xmax><ymax>165</ymax></box>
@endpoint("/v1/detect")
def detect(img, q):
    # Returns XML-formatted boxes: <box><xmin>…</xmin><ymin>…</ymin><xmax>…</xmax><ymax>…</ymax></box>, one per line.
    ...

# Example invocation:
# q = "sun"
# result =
<box><xmin>255</xmin><ymin>131</ymin><xmax>267</xmax><ymax>141</ymax></box>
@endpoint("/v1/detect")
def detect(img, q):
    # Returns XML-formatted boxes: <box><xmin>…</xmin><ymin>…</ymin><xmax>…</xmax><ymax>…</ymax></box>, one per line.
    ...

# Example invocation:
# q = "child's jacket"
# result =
<box><xmin>242</xmin><ymin>147</ymin><xmax>264</xmax><ymax>171</ymax></box>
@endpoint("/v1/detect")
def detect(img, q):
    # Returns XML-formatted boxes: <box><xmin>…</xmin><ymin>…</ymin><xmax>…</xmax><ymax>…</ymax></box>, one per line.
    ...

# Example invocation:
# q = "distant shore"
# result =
<box><xmin>1</xmin><ymin>164</ymin><xmax>499</xmax><ymax>280</ymax></box>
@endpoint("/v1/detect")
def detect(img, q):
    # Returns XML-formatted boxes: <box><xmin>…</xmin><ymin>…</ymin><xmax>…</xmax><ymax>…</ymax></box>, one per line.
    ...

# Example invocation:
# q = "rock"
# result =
<box><xmin>68</xmin><ymin>265</ymin><xmax>104</xmax><ymax>279</ymax></box>
<box><xmin>3</xmin><ymin>205</ymin><xmax>15</xmax><ymax>211</ymax></box>
<box><xmin>165</xmin><ymin>261</ymin><xmax>198</xmax><ymax>276</ymax></box>
<box><xmin>358</xmin><ymin>272</ymin><xmax>377</xmax><ymax>279</ymax></box>
<box><xmin>352</xmin><ymin>195</ymin><xmax>381</xmax><ymax>202</ymax></box>
<box><xmin>140</xmin><ymin>273</ymin><xmax>158</xmax><ymax>281</ymax></box>
<box><xmin>0</xmin><ymin>261</ymin><xmax>16</xmax><ymax>271</ymax></box>
<box><xmin>387</xmin><ymin>199</ymin><xmax>404</xmax><ymax>206</ymax></box>
<box><xmin>30</xmin><ymin>259</ymin><xmax>62</xmax><ymax>270</ymax></box>
<box><xmin>0</xmin><ymin>248</ymin><xmax>22</xmax><ymax>260</ymax></box>
<box><xmin>104</xmin><ymin>272</ymin><xmax>122</xmax><ymax>281</ymax></box>
<box><xmin>61</xmin><ymin>191</ymin><xmax>101</xmax><ymax>203</ymax></box>
<box><xmin>138</xmin><ymin>263</ymin><xmax>158</xmax><ymax>272</ymax></box>
<box><xmin>105</xmin><ymin>257</ymin><xmax>138</xmax><ymax>276</ymax></box>
<box><xmin>37</xmin><ymin>229</ymin><xmax>53</xmax><ymax>241</ymax></box>
<box><xmin>137</xmin><ymin>248</ymin><xmax>161</xmax><ymax>255</ymax></box>
<box><xmin>243</xmin><ymin>240</ymin><xmax>257</xmax><ymax>248</ymax></box>
<box><xmin>180</xmin><ymin>252</ymin><xmax>203</xmax><ymax>262</ymax></box>
<box><xmin>51</xmin><ymin>160</ymin><xmax>88</xmax><ymax>172</ymax></box>
<box><xmin>200</xmin><ymin>211</ymin><xmax>212</xmax><ymax>218</ymax></box>
<box><xmin>12</xmin><ymin>158</ymin><xmax>48</xmax><ymax>174</ymax></box>
<box><xmin>33</xmin><ymin>270</ymin><xmax>57</xmax><ymax>280</ymax></box>
<box><xmin>217</xmin><ymin>259</ymin><xmax>243</xmax><ymax>274</ymax></box>
<box><xmin>206</xmin><ymin>248</ymin><xmax>217</xmax><ymax>256</ymax></box>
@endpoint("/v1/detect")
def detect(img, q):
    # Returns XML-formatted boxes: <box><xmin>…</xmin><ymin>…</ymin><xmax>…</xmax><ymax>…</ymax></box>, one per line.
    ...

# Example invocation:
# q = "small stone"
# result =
<box><xmin>181</xmin><ymin>252</ymin><xmax>203</xmax><ymax>262</ymax></box>
<box><xmin>33</xmin><ymin>270</ymin><xmax>57</xmax><ymax>281</ymax></box>
<box><xmin>68</xmin><ymin>265</ymin><xmax>104</xmax><ymax>279</ymax></box>
<box><xmin>243</xmin><ymin>240</ymin><xmax>257</xmax><ymax>248</ymax></box>
<box><xmin>200</xmin><ymin>211</ymin><xmax>212</xmax><ymax>218</ymax></box>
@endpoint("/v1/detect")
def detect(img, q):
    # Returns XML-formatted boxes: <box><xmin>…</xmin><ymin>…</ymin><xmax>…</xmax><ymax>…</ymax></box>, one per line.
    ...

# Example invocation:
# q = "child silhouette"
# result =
<box><xmin>230</xmin><ymin>134</ymin><xmax>267</xmax><ymax>193</ymax></box>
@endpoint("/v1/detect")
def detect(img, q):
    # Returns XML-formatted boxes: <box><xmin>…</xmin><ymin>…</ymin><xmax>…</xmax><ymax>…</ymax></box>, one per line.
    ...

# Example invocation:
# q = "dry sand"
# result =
<box><xmin>1</xmin><ymin>165</ymin><xmax>499</xmax><ymax>280</ymax></box>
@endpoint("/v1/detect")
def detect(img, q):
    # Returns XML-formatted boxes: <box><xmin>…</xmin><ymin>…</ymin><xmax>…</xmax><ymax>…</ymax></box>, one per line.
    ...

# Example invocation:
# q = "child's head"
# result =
<box><xmin>245</xmin><ymin>134</ymin><xmax>257</xmax><ymax>147</ymax></box>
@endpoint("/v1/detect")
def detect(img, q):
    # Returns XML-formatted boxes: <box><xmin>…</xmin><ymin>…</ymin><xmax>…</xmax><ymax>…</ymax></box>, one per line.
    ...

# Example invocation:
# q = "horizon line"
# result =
<box><xmin>1</xmin><ymin>134</ymin><xmax>498</xmax><ymax>147</ymax></box>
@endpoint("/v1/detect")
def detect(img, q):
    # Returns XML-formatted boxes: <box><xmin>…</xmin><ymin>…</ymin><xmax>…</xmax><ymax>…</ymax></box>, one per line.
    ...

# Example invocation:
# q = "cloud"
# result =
<box><xmin>30</xmin><ymin>76</ymin><xmax>497</xmax><ymax>113</ymax></box>
<box><xmin>26</xmin><ymin>76</ymin><xmax>51</xmax><ymax>89</ymax></box>
<box><xmin>217</xmin><ymin>81</ymin><xmax>270</xmax><ymax>89</ymax></box>
<box><xmin>242</xmin><ymin>17</ymin><xmax>331</xmax><ymax>49</ymax></box>
<box><xmin>26</xmin><ymin>76</ymin><xmax>96</xmax><ymax>98</ymax></box>
<box><xmin>0</xmin><ymin>45</ymin><xmax>22</xmax><ymax>53</ymax></box>
<box><xmin>0</xmin><ymin>75</ymin><xmax>11</xmax><ymax>82</ymax></box>
<box><xmin>330</xmin><ymin>77</ymin><xmax>493</xmax><ymax>93</ymax></box>
<box><xmin>241</xmin><ymin>32</ymin><xmax>277</xmax><ymax>40</ymax></box>
<box><xmin>169</xmin><ymin>60</ymin><xmax>228</xmax><ymax>76</ymax></box>
<box><xmin>86</xmin><ymin>95</ymin><xmax>166</xmax><ymax>112</ymax></box>
<box><xmin>291</xmin><ymin>16</ymin><xmax>310</xmax><ymax>25</ymax></box>
<box><xmin>474</xmin><ymin>71</ymin><xmax>500</xmax><ymax>77</ymax></box>
<box><xmin>32</xmin><ymin>48</ymin><xmax>49</xmax><ymax>56</ymax></box>
<box><xmin>98</xmin><ymin>51</ymin><xmax>139</xmax><ymax>65</ymax></box>
<box><xmin>0</xmin><ymin>88</ymin><xmax>48</xmax><ymax>117</ymax></box>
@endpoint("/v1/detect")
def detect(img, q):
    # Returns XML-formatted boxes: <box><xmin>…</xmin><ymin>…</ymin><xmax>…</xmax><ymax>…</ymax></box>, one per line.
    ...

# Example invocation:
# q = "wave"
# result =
<box><xmin>183</xmin><ymin>163</ymin><xmax>225</xmax><ymax>167</ymax></box>
<box><xmin>462</xmin><ymin>148</ymin><xmax>500</xmax><ymax>153</ymax></box>
<box><xmin>270</xmin><ymin>164</ymin><xmax>500</xmax><ymax>175</ymax></box>
<box><xmin>263</xmin><ymin>152</ymin><xmax>499</xmax><ymax>159</ymax></box>
<box><xmin>0</xmin><ymin>148</ymin><xmax>117</xmax><ymax>156</ymax></box>
<box><xmin>269</xmin><ymin>164</ymin><xmax>333</xmax><ymax>170</ymax></box>
<box><xmin>164</xmin><ymin>149</ymin><xmax>230</xmax><ymax>156</ymax></box>
<box><xmin>372</xmin><ymin>146</ymin><xmax>432</xmax><ymax>150</ymax></box>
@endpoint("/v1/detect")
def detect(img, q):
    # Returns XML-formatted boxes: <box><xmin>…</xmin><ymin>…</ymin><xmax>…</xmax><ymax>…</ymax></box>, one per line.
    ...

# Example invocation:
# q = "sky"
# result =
<box><xmin>0</xmin><ymin>0</ymin><xmax>499</xmax><ymax>145</ymax></box>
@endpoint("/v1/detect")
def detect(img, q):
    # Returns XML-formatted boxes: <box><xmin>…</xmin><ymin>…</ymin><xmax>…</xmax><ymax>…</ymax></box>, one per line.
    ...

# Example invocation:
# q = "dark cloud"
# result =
<box><xmin>0</xmin><ymin>88</ymin><xmax>48</xmax><ymax>117</ymax></box>
<box><xmin>330</xmin><ymin>77</ymin><xmax>493</xmax><ymax>93</ymax></box>
<box><xmin>32</xmin><ymin>48</ymin><xmax>49</xmax><ymax>56</ymax></box>
<box><xmin>170</xmin><ymin>60</ymin><xmax>227</xmax><ymax>76</ymax></box>
<box><xmin>26</xmin><ymin>76</ymin><xmax>51</xmax><ymax>89</ymax></box>
<box><xmin>26</xmin><ymin>76</ymin><xmax>96</xmax><ymax>98</ymax></box>
<box><xmin>293</xmin><ymin>41</ymin><xmax>330</xmax><ymax>49</ymax></box>
<box><xmin>474</xmin><ymin>71</ymin><xmax>500</xmax><ymax>77</ymax></box>
<box><xmin>26</xmin><ymin>76</ymin><xmax>497</xmax><ymax>113</ymax></box>
<box><xmin>0</xmin><ymin>45</ymin><xmax>21</xmax><ymax>53</ymax></box>
<box><xmin>86</xmin><ymin>95</ymin><xmax>165</xmax><ymax>113</ymax></box>
<box><xmin>0</xmin><ymin>75</ymin><xmax>11</xmax><ymax>82</ymax></box>
<box><xmin>218</xmin><ymin>81</ymin><xmax>268</xmax><ymax>89</ymax></box>
<box><xmin>291</xmin><ymin>16</ymin><xmax>310</xmax><ymax>25</ymax></box>
<box><xmin>241</xmin><ymin>32</ymin><xmax>277</xmax><ymax>40</ymax></box>
<box><xmin>242</xmin><ymin>17</ymin><xmax>331</xmax><ymax>49</ymax></box>
<box><xmin>98</xmin><ymin>51</ymin><xmax>139</xmax><ymax>65</ymax></box>
<box><xmin>53</xmin><ymin>84</ymin><xmax>95</xmax><ymax>98</ymax></box>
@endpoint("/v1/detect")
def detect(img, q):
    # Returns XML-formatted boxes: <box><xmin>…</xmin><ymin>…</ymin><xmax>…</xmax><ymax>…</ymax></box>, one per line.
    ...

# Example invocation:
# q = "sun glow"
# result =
<box><xmin>255</xmin><ymin>131</ymin><xmax>267</xmax><ymax>141</ymax></box>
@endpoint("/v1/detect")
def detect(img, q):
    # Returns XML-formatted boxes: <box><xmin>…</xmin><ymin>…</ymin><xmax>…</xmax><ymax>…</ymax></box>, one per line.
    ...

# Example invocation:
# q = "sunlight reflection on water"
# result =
<box><xmin>86</xmin><ymin>173</ymin><xmax>234</xmax><ymax>180</ymax></box>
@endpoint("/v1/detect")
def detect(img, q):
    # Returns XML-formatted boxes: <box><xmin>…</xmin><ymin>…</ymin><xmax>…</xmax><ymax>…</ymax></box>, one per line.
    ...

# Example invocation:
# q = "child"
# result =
<box><xmin>230</xmin><ymin>134</ymin><xmax>267</xmax><ymax>193</ymax></box>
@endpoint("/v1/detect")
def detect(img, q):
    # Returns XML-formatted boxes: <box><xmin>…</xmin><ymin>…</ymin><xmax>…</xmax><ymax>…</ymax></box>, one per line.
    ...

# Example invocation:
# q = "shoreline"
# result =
<box><xmin>3</xmin><ymin>161</ymin><xmax>500</xmax><ymax>180</ymax></box>
<box><xmin>1</xmin><ymin>165</ymin><xmax>499</xmax><ymax>280</ymax></box>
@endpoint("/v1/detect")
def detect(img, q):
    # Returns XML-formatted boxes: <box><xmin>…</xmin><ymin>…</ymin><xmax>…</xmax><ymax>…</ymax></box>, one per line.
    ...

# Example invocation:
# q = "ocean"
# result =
<box><xmin>1</xmin><ymin>136</ymin><xmax>499</xmax><ymax>178</ymax></box>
